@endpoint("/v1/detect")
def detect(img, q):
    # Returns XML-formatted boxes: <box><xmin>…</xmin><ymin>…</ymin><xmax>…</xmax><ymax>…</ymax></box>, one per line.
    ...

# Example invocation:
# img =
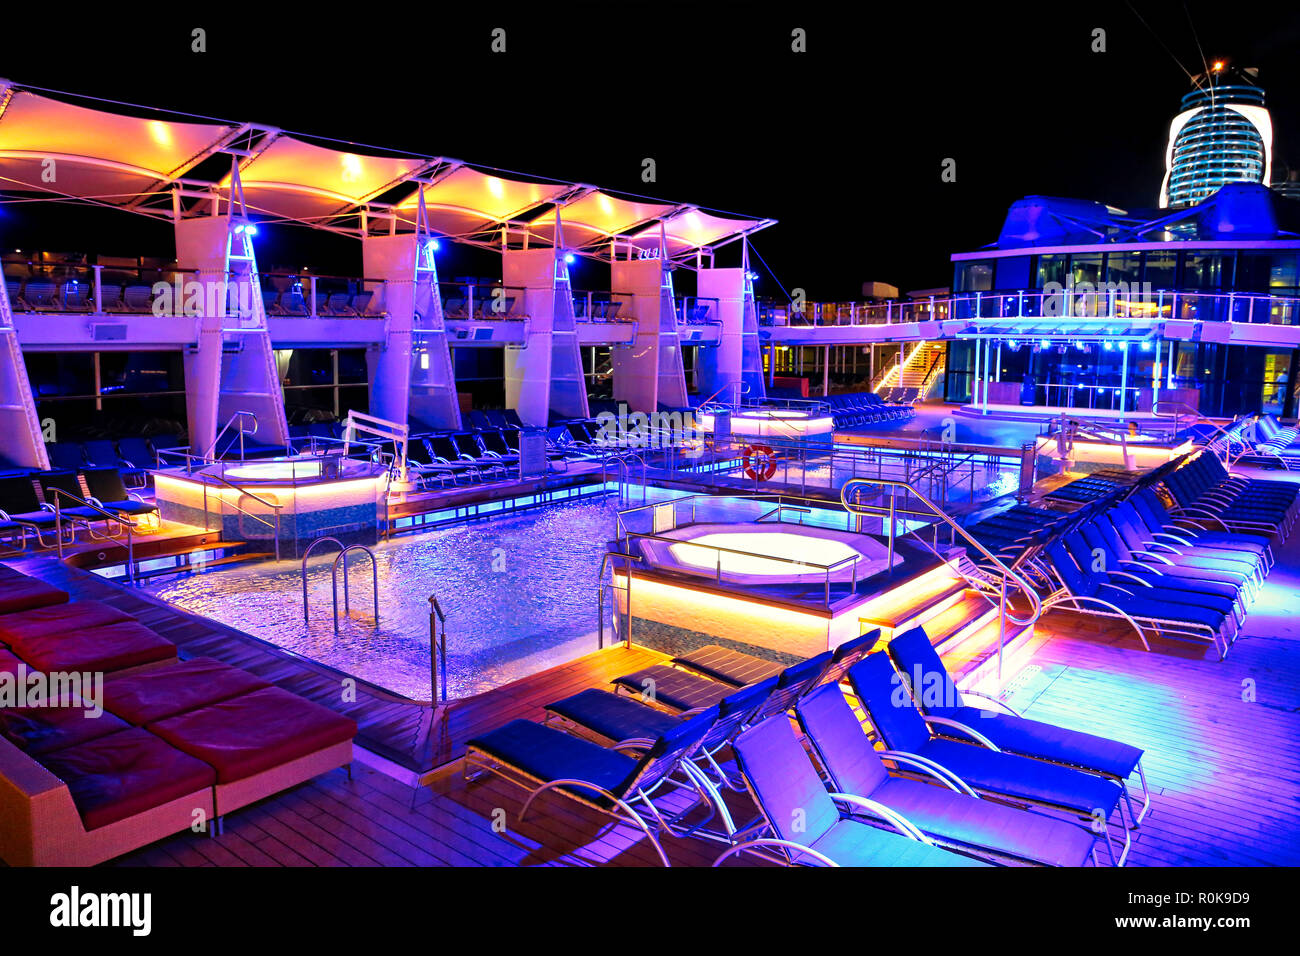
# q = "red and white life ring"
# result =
<box><xmin>743</xmin><ymin>443</ymin><xmax>779</xmax><ymax>481</ymax></box>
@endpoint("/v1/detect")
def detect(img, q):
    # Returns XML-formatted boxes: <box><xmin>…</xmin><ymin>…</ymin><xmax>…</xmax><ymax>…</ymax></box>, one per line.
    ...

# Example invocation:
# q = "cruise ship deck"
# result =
<box><xmin>2</xmin><ymin>62</ymin><xmax>1300</xmax><ymax>888</ymax></box>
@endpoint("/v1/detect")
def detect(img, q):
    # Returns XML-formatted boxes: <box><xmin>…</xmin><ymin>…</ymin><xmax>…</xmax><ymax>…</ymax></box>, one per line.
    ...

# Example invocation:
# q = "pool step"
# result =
<box><xmin>96</xmin><ymin>542</ymin><xmax>275</xmax><ymax>582</ymax></box>
<box><xmin>945</xmin><ymin>615</ymin><xmax>1043</xmax><ymax>693</ymax></box>
<box><xmin>921</xmin><ymin>591</ymin><xmax>1000</xmax><ymax>651</ymax></box>
<box><xmin>858</xmin><ymin>574</ymin><xmax>967</xmax><ymax>634</ymax></box>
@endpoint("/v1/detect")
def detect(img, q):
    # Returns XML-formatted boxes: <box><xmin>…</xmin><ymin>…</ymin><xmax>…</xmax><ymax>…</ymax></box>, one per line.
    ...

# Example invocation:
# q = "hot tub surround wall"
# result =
<box><xmin>154</xmin><ymin>472</ymin><xmax>387</xmax><ymax>557</ymax></box>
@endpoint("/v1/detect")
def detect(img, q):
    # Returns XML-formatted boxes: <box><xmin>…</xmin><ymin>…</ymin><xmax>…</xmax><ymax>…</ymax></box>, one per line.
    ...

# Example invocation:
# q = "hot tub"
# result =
<box><xmin>695</xmin><ymin>408</ymin><xmax>835</xmax><ymax>440</ymax></box>
<box><xmin>637</xmin><ymin>522</ymin><xmax>899</xmax><ymax>585</ymax></box>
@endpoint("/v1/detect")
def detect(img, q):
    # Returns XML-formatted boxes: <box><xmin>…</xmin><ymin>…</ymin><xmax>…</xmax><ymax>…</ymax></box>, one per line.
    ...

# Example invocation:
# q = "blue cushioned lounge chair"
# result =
<box><xmin>795</xmin><ymin>683</ymin><xmax>1100</xmax><ymax>865</ymax></box>
<box><xmin>465</xmin><ymin>706</ymin><xmax>722</xmax><ymax>866</ymax></box>
<box><xmin>713</xmin><ymin>714</ymin><xmax>989</xmax><ymax>867</ymax></box>
<box><xmin>886</xmin><ymin>626</ymin><xmax>1150</xmax><ymax>825</ymax></box>
<box><xmin>847</xmin><ymin>652</ymin><xmax>1131</xmax><ymax>865</ymax></box>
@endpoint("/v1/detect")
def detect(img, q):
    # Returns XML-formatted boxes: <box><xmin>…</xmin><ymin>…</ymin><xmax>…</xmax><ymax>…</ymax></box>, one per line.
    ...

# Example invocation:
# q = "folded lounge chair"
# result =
<box><xmin>846</xmin><ymin>653</ymin><xmax>1130</xmax><ymax>864</ymax></box>
<box><xmin>794</xmin><ymin>683</ymin><xmax>1100</xmax><ymax>865</ymax></box>
<box><xmin>465</xmin><ymin>706</ymin><xmax>722</xmax><ymax>866</ymax></box>
<box><xmin>546</xmin><ymin>676</ymin><xmax>777</xmax><ymax>800</ymax></box>
<box><xmin>713</xmin><ymin>715</ymin><xmax>989</xmax><ymax>867</ymax></box>
<box><xmin>886</xmin><ymin>626</ymin><xmax>1149</xmax><ymax>825</ymax></box>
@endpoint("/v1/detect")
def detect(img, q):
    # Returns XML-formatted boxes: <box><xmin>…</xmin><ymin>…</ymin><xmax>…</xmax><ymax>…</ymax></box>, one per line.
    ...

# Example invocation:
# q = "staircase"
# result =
<box><xmin>874</xmin><ymin>341</ymin><xmax>945</xmax><ymax>396</ymax></box>
<box><xmin>857</xmin><ymin>566</ymin><xmax>1041</xmax><ymax>690</ymax></box>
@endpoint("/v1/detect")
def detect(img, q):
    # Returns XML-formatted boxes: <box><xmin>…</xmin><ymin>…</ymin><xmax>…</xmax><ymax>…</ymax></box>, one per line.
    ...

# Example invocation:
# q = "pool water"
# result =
<box><xmin>143</xmin><ymin>487</ymin><xmax>864</xmax><ymax>701</ymax></box>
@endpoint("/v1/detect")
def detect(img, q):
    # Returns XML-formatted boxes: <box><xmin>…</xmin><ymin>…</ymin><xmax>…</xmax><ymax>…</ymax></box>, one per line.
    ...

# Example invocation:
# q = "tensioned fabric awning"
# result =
<box><xmin>220</xmin><ymin>134</ymin><xmax>430</xmax><ymax>224</ymax></box>
<box><xmin>0</xmin><ymin>82</ymin><xmax>773</xmax><ymax>259</ymax></box>
<box><xmin>627</xmin><ymin>208</ymin><xmax>768</xmax><ymax>256</ymax></box>
<box><xmin>526</xmin><ymin>190</ymin><xmax>678</xmax><ymax>249</ymax></box>
<box><xmin>392</xmin><ymin>165</ymin><xmax>569</xmax><ymax>240</ymax></box>
<box><xmin>0</xmin><ymin>89</ymin><xmax>240</xmax><ymax>206</ymax></box>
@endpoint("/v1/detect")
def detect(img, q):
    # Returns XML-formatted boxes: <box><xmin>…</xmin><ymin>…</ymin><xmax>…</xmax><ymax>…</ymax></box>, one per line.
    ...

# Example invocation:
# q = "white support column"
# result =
<box><xmin>695</xmin><ymin>267</ymin><xmax>741</xmax><ymax>403</ymax></box>
<box><xmin>176</xmin><ymin>165</ymin><xmax>289</xmax><ymax>458</ymax></box>
<box><xmin>501</xmin><ymin>247</ymin><xmax>575</xmax><ymax>426</ymax></box>
<box><xmin>982</xmin><ymin>337</ymin><xmax>991</xmax><ymax>414</ymax></box>
<box><xmin>610</xmin><ymin>257</ymin><xmax>688</xmax><ymax>412</ymax></box>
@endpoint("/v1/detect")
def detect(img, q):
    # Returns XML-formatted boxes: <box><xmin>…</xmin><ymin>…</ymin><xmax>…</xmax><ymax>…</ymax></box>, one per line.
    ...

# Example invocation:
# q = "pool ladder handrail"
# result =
<box><xmin>301</xmin><ymin>536</ymin><xmax>380</xmax><ymax>633</ymax></box>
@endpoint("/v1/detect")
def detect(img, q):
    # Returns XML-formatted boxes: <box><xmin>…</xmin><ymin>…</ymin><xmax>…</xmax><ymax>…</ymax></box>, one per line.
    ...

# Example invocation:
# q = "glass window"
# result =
<box><xmin>1143</xmin><ymin>252</ymin><xmax>1177</xmax><ymax>289</ymax></box>
<box><xmin>1105</xmin><ymin>252</ymin><xmax>1142</xmax><ymax>290</ymax></box>
<box><xmin>954</xmin><ymin>260</ymin><xmax>994</xmax><ymax>293</ymax></box>
<box><xmin>1183</xmin><ymin>253</ymin><xmax>1234</xmax><ymax>290</ymax></box>
<box><xmin>1035</xmin><ymin>254</ymin><xmax>1067</xmax><ymax>290</ymax></box>
<box><xmin>1238</xmin><ymin>252</ymin><xmax>1299</xmax><ymax>292</ymax></box>
<box><xmin>1069</xmin><ymin>254</ymin><xmax>1104</xmax><ymax>290</ymax></box>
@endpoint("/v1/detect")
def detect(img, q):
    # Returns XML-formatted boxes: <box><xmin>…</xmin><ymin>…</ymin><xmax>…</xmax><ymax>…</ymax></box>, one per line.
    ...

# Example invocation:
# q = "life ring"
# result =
<box><xmin>743</xmin><ymin>443</ymin><xmax>779</xmax><ymax>481</ymax></box>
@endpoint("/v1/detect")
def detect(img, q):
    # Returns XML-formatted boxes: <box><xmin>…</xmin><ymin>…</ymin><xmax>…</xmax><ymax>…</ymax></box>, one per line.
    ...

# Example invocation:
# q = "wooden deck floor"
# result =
<box><xmin>14</xmin><ymin>466</ymin><xmax>1300</xmax><ymax>867</ymax></box>
<box><xmin>102</xmin><ymin>600</ymin><xmax>1300</xmax><ymax>866</ymax></box>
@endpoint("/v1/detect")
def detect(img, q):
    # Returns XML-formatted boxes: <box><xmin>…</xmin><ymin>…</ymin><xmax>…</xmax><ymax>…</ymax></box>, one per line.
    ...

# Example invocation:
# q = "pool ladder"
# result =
<box><xmin>301</xmin><ymin>536</ymin><xmax>380</xmax><ymax>633</ymax></box>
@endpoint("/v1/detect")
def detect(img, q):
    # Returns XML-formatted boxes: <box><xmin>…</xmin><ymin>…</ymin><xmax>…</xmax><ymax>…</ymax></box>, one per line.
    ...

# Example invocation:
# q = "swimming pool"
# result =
<box><xmin>141</xmin><ymin>487</ymin><xmax>865</xmax><ymax>701</ymax></box>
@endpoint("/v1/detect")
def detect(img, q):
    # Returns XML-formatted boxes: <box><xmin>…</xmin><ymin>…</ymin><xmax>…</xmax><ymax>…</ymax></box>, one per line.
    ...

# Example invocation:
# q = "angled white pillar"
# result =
<box><xmin>408</xmin><ymin>236</ymin><xmax>462</xmax><ymax>430</ymax></box>
<box><xmin>610</xmin><ymin>257</ymin><xmax>688</xmax><ymax>412</ymax></box>
<box><xmin>549</xmin><ymin>254</ymin><xmax>590</xmax><ymax>421</ymax></box>
<box><xmin>695</xmin><ymin>267</ymin><xmax>744</xmax><ymax>402</ymax></box>
<box><xmin>502</xmin><ymin>247</ymin><xmax>560</xmax><ymax>426</ymax></box>
<box><xmin>176</xmin><ymin>165</ymin><xmax>289</xmax><ymax>458</ymax></box>
<box><xmin>363</xmin><ymin>233</ymin><xmax>460</xmax><ymax>430</ymax></box>
<box><xmin>0</xmin><ymin>265</ymin><xmax>48</xmax><ymax>469</ymax></box>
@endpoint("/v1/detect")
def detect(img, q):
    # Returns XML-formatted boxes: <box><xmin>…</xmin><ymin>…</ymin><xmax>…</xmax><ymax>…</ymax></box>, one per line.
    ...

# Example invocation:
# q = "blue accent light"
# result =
<box><xmin>564</xmin><ymin>253</ymin><xmax>575</xmax><ymax>264</ymax></box>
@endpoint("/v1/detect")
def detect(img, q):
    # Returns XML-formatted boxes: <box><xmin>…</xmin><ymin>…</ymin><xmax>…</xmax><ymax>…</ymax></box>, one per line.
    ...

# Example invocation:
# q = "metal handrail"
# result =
<box><xmin>302</xmin><ymin>536</ymin><xmax>345</xmax><ymax>623</ymax></box>
<box><xmin>50</xmin><ymin>488</ymin><xmax>137</xmax><ymax>584</ymax></box>
<box><xmin>331</xmin><ymin>545</ymin><xmax>379</xmax><ymax>634</ymax></box>
<box><xmin>205</xmin><ymin>409</ymin><xmax>260</xmax><ymax>460</ymax></box>
<box><xmin>840</xmin><ymin>477</ymin><xmax>1042</xmax><ymax>629</ymax></box>
<box><xmin>428</xmin><ymin>595</ymin><xmax>447</xmax><ymax>702</ymax></box>
<box><xmin>200</xmin><ymin>471</ymin><xmax>283</xmax><ymax>561</ymax></box>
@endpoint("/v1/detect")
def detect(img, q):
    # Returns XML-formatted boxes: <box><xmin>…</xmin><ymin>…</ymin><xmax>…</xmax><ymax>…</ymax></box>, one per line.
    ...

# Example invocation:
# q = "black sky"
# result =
<box><xmin>4</xmin><ymin>2</ymin><xmax>1300</xmax><ymax>300</ymax></box>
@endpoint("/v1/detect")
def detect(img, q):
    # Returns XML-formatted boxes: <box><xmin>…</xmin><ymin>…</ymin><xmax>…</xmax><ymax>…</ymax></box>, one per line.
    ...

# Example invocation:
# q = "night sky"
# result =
<box><xmin>4</xmin><ymin>2</ymin><xmax>1300</xmax><ymax>301</ymax></box>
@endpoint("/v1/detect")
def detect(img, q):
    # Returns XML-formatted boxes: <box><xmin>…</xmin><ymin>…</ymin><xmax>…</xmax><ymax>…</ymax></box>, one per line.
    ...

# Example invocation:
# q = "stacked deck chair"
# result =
<box><xmin>1163</xmin><ymin>452</ymin><xmax>1297</xmax><ymax>537</ymax></box>
<box><xmin>846</xmin><ymin>653</ymin><xmax>1131</xmax><ymax>864</ymax></box>
<box><xmin>1042</xmin><ymin>538</ymin><xmax>1232</xmax><ymax>659</ymax></box>
<box><xmin>1129</xmin><ymin>488</ymin><xmax>1273</xmax><ymax>570</ymax></box>
<box><xmin>1044</xmin><ymin>473</ymin><xmax>1134</xmax><ymax>505</ymax></box>
<box><xmin>886</xmin><ymin>627</ymin><xmax>1149</xmax><ymax>826</ymax></box>
<box><xmin>612</xmin><ymin>647</ymin><xmax>832</xmax><ymax>715</ymax></box>
<box><xmin>1066</xmin><ymin>510</ymin><xmax>1253</xmax><ymax>628</ymax></box>
<box><xmin>713</xmin><ymin>715</ymin><xmax>989</xmax><ymax>867</ymax></box>
<box><xmin>792</xmin><ymin>683</ymin><xmax>1100</xmax><ymax>865</ymax></box>
<box><xmin>465</xmin><ymin>706</ymin><xmax>723</xmax><ymax>866</ymax></box>
<box><xmin>1108</xmin><ymin>499</ymin><xmax>1266</xmax><ymax>592</ymax></box>
<box><xmin>1239</xmin><ymin>414</ymin><xmax>1300</xmax><ymax>467</ymax></box>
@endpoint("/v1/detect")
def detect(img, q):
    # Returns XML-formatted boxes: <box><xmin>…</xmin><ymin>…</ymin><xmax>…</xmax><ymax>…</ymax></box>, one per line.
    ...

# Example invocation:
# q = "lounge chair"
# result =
<box><xmin>713</xmin><ymin>715</ymin><xmax>989</xmax><ymax>867</ymax></box>
<box><xmin>465</xmin><ymin>706</ymin><xmax>722</xmax><ymax>866</ymax></box>
<box><xmin>886</xmin><ymin>626</ymin><xmax>1150</xmax><ymax>825</ymax></box>
<box><xmin>546</xmin><ymin>676</ymin><xmax>777</xmax><ymax>798</ymax></box>
<box><xmin>794</xmin><ymin>683</ymin><xmax>1099</xmax><ymax>865</ymax></box>
<box><xmin>1041</xmin><ymin>539</ymin><xmax>1231</xmax><ymax>659</ymax></box>
<box><xmin>846</xmin><ymin>653</ymin><xmax>1130</xmax><ymax>864</ymax></box>
<box><xmin>81</xmin><ymin>468</ymin><xmax>158</xmax><ymax>523</ymax></box>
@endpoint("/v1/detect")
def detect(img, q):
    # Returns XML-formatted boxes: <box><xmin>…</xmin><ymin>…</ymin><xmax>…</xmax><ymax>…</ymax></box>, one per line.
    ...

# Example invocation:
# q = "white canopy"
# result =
<box><xmin>0</xmin><ymin>82</ymin><xmax>773</xmax><ymax>258</ymax></box>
